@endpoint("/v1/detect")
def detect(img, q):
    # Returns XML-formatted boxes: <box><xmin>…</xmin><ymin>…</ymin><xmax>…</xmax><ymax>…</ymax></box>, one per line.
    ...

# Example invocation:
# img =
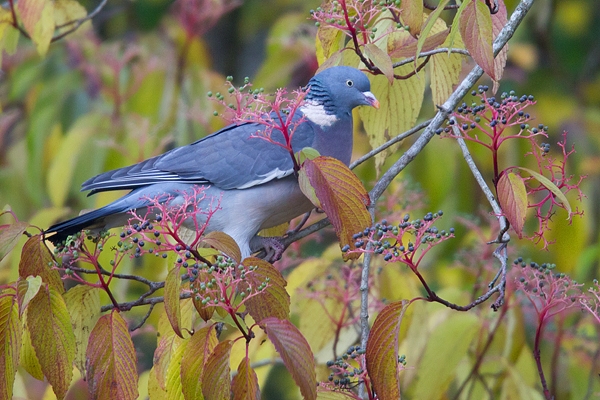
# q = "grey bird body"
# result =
<box><xmin>46</xmin><ymin>66</ymin><xmax>378</xmax><ymax>259</ymax></box>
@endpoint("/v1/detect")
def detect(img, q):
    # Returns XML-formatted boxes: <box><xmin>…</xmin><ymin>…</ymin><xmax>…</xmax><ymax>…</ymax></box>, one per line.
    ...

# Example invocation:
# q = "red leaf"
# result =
<box><xmin>231</xmin><ymin>357</ymin><xmax>260</xmax><ymax>400</ymax></box>
<box><xmin>459</xmin><ymin>0</ymin><xmax>495</xmax><ymax>79</ymax></box>
<box><xmin>298</xmin><ymin>156</ymin><xmax>371</xmax><ymax>260</ymax></box>
<box><xmin>180</xmin><ymin>325</ymin><xmax>219</xmax><ymax>400</ymax></box>
<box><xmin>497</xmin><ymin>172</ymin><xmax>528</xmax><ymax>237</ymax></box>
<box><xmin>164</xmin><ymin>264</ymin><xmax>184</xmax><ymax>338</ymax></box>
<box><xmin>242</xmin><ymin>257</ymin><xmax>290</xmax><ymax>322</ymax></box>
<box><xmin>19</xmin><ymin>235</ymin><xmax>64</xmax><ymax>293</ymax></box>
<box><xmin>86</xmin><ymin>310</ymin><xmax>139</xmax><ymax>400</ymax></box>
<box><xmin>202</xmin><ymin>340</ymin><xmax>233</xmax><ymax>400</ymax></box>
<box><xmin>192</xmin><ymin>271</ymin><xmax>216</xmax><ymax>322</ymax></box>
<box><xmin>388</xmin><ymin>29</ymin><xmax>449</xmax><ymax>59</ymax></box>
<box><xmin>0</xmin><ymin>219</ymin><xmax>28</xmax><ymax>262</ymax></box>
<box><xmin>0</xmin><ymin>294</ymin><xmax>21</xmax><ymax>400</ymax></box>
<box><xmin>262</xmin><ymin>318</ymin><xmax>316</xmax><ymax>400</ymax></box>
<box><xmin>366</xmin><ymin>300</ymin><xmax>409</xmax><ymax>400</ymax></box>
<box><xmin>27</xmin><ymin>285</ymin><xmax>75</xmax><ymax>399</ymax></box>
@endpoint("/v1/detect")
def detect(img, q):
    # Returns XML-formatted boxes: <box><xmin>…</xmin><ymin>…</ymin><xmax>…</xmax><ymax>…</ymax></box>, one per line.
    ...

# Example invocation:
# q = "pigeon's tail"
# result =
<box><xmin>45</xmin><ymin>203</ymin><xmax>128</xmax><ymax>245</ymax></box>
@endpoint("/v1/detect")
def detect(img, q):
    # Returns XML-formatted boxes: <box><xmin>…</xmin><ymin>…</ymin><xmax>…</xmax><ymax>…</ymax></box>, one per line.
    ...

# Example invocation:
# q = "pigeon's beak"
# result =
<box><xmin>363</xmin><ymin>91</ymin><xmax>380</xmax><ymax>109</ymax></box>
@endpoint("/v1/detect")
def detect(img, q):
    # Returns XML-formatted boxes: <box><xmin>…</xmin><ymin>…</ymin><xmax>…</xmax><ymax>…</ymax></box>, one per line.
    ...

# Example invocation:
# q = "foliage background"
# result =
<box><xmin>1</xmin><ymin>0</ymin><xmax>599</xmax><ymax>398</ymax></box>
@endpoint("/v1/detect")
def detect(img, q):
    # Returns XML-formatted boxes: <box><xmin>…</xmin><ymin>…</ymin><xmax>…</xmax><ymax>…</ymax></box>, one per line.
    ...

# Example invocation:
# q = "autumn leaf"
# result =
<box><xmin>399</xmin><ymin>0</ymin><xmax>423</xmax><ymax>37</ymax></box>
<box><xmin>63</xmin><ymin>285</ymin><xmax>101</xmax><ymax>375</ymax></box>
<box><xmin>262</xmin><ymin>318</ymin><xmax>316</xmax><ymax>400</ymax></box>
<box><xmin>86</xmin><ymin>310</ymin><xmax>138</xmax><ymax>400</ymax></box>
<box><xmin>364</xmin><ymin>43</ymin><xmax>394</xmax><ymax>83</ymax></box>
<box><xmin>298</xmin><ymin>156</ymin><xmax>371</xmax><ymax>259</ymax></box>
<box><xmin>497</xmin><ymin>171</ymin><xmax>528</xmax><ymax>237</ymax></box>
<box><xmin>491</xmin><ymin>1</ymin><xmax>508</xmax><ymax>92</ymax></box>
<box><xmin>231</xmin><ymin>357</ymin><xmax>260</xmax><ymax>400</ymax></box>
<box><xmin>202</xmin><ymin>340</ymin><xmax>233</xmax><ymax>400</ymax></box>
<box><xmin>516</xmin><ymin>167</ymin><xmax>572</xmax><ymax>216</ymax></box>
<box><xmin>0</xmin><ymin>219</ymin><xmax>28</xmax><ymax>262</ymax></box>
<box><xmin>164</xmin><ymin>264</ymin><xmax>185</xmax><ymax>338</ymax></box>
<box><xmin>27</xmin><ymin>284</ymin><xmax>75</xmax><ymax>399</ymax></box>
<box><xmin>459</xmin><ymin>0</ymin><xmax>495</xmax><ymax>80</ymax></box>
<box><xmin>181</xmin><ymin>326</ymin><xmax>218</xmax><ymax>400</ymax></box>
<box><xmin>241</xmin><ymin>257</ymin><xmax>290</xmax><ymax>322</ymax></box>
<box><xmin>0</xmin><ymin>294</ymin><xmax>21</xmax><ymax>400</ymax></box>
<box><xmin>19</xmin><ymin>235</ymin><xmax>64</xmax><ymax>293</ymax></box>
<box><xmin>201</xmin><ymin>231</ymin><xmax>242</xmax><ymax>264</ymax></box>
<box><xmin>16</xmin><ymin>275</ymin><xmax>42</xmax><ymax>317</ymax></box>
<box><xmin>365</xmin><ymin>300</ymin><xmax>408</xmax><ymax>400</ymax></box>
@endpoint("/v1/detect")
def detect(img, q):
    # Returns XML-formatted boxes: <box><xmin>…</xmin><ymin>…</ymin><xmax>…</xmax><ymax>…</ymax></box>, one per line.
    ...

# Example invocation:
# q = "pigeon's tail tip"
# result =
<box><xmin>45</xmin><ymin>205</ymin><xmax>121</xmax><ymax>246</ymax></box>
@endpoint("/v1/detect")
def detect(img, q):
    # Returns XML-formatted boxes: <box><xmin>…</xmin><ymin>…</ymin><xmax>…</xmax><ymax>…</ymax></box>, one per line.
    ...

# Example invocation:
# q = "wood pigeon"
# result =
<box><xmin>46</xmin><ymin>66</ymin><xmax>379</xmax><ymax>260</ymax></box>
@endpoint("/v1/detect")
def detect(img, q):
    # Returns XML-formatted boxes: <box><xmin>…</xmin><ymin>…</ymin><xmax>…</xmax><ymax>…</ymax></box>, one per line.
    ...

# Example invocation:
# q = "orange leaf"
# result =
<box><xmin>262</xmin><ymin>318</ymin><xmax>316</xmax><ymax>400</ymax></box>
<box><xmin>366</xmin><ymin>300</ymin><xmax>409</xmax><ymax>400</ymax></box>
<box><xmin>459</xmin><ymin>0</ymin><xmax>495</xmax><ymax>79</ymax></box>
<box><xmin>27</xmin><ymin>284</ymin><xmax>75</xmax><ymax>399</ymax></box>
<box><xmin>388</xmin><ymin>29</ymin><xmax>449</xmax><ymax>59</ymax></box>
<box><xmin>86</xmin><ymin>310</ymin><xmax>138</xmax><ymax>400</ymax></box>
<box><xmin>231</xmin><ymin>357</ymin><xmax>260</xmax><ymax>400</ymax></box>
<box><xmin>298</xmin><ymin>156</ymin><xmax>371</xmax><ymax>260</ymax></box>
<box><xmin>0</xmin><ymin>219</ymin><xmax>28</xmax><ymax>261</ymax></box>
<box><xmin>20</xmin><ymin>235</ymin><xmax>64</xmax><ymax>293</ymax></box>
<box><xmin>202</xmin><ymin>340</ymin><xmax>233</xmax><ymax>400</ymax></box>
<box><xmin>201</xmin><ymin>231</ymin><xmax>242</xmax><ymax>264</ymax></box>
<box><xmin>364</xmin><ymin>43</ymin><xmax>394</xmax><ymax>83</ymax></box>
<box><xmin>242</xmin><ymin>257</ymin><xmax>290</xmax><ymax>322</ymax></box>
<box><xmin>164</xmin><ymin>264</ymin><xmax>184</xmax><ymax>338</ymax></box>
<box><xmin>181</xmin><ymin>325</ymin><xmax>219</xmax><ymax>400</ymax></box>
<box><xmin>16</xmin><ymin>0</ymin><xmax>45</xmax><ymax>37</ymax></box>
<box><xmin>0</xmin><ymin>294</ymin><xmax>21</xmax><ymax>400</ymax></box>
<box><xmin>497</xmin><ymin>172</ymin><xmax>528</xmax><ymax>237</ymax></box>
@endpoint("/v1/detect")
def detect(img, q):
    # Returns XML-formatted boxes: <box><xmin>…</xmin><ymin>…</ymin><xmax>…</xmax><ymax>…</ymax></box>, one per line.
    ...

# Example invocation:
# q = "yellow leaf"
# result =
<box><xmin>31</xmin><ymin>0</ymin><xmax>54</xmax><ymax>57</ymax></box>
<box><xmin>16</xmin><ymin>0</ymin><xmax>46</xmax><ymax>37</ymax></box>
<box><xmin>358</xmin><ymin>71</ymin><xmax>426</xmax><ymax>173</ymax></box>
<box><xmin>63</xmin><ymin>285</ymin><xmax>101</xmax><ymax>375</ymax></box>
<box><xmin>53</xmin><ymin>0</ymin><xmax>88</xmax><ymax>35</ymax></box>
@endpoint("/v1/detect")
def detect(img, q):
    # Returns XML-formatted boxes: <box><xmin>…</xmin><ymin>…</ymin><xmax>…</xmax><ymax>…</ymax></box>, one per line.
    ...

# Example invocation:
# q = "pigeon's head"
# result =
<box><xmin>303</xmin><ymin>66</ymin><xmax>379</xmax><ymax>126</ymax></box>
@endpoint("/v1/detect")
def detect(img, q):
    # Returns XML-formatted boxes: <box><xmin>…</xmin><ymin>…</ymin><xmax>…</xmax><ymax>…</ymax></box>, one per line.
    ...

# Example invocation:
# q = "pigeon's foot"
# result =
<box><xmin>250</xmin><ymin>236</ymin><xmax>286</xmax><ymax>263</ymax></box>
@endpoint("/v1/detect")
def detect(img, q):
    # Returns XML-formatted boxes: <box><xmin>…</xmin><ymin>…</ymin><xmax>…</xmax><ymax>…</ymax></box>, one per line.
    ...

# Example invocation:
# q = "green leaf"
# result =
<box><xmin>231</xmin><ymin>357</ymin><xmax>261</xmax><ymax>400</ymax></box>
<box><xmin>413</xmin><ymin>313</ymin><xmax>479</xmax><ymax>398</ymax></box>
<box><xmin>497</xmin><ymin>171</ymin><xmax>528</xmax><ymax>237</ymax></box>
<box><xmin>296</xmin><ymin>147</ymin><xmax>321</xmax><ymax>165</ymax></box>
<box><xmin>262</xmin><ymin>318</ymin><xmax>316</xmax><ymax>400</ymax></box>
<box><xmin>0</xmin><ymin>219</ymin><xmax>28</xmax><ymax>262</ymax></box>
<box><xmin>365</xmin><ymin>300</ymin><xmax>409</xmax><ymax>400</ymax></box>
<box><xmin>459</xmin><ymin>0</ymin><xmax>495</xmax><ymax>79</ymax></box>
<box><xmin>363</xmin><ymin>43</ymin><xmax>394</xmax><ymax>83</ymax></box>
<box><xmin>181</xmin><ymin>326</ymin><xmax>218</xmax><ymax>400</ymax></box>
<box><xmin>516</xmin><ymin>167</ymin><xmax>572</xmax><ymax>217</ymax></box>
<box><xmin>63</xmin><ymin>285</ymin><xmax>101</xmax><ymax>375</ymax></box>
<box><xmin>165</xmin><ymin>265</ymin><xmax>184</xmax><ymax>338</ymax></box>
<box><xmin>27</xmin><ymin>285</ymin><xmax>75</xmax><ymax>399</ymax></box>
<box><xmin>298</xmin><ymin>156</ymin><xmax>371</xmax><ymax>259</ymax></box>
<box><xmin>242</xmin><ymin>257</ymin><xmax>290</xmax><ymax>322</ymax></box>
<box><xmin>0</xmin><ymin>294</ymin><xmax>21</xmax><ymax>400</ymax></box>
<box><xmin>86</xmin><ymin>310</ymin><xmax>139</xmax><ymax>400</ymax></box>
<box><xmin>201</xmin><ymin>340</ymin><xmax>233</xmax><ymax>400</ymax></box>
<box><xmin>19</xmin><ymin>235</ymin><xmax>64</xmax><ymax>293</ymax></box>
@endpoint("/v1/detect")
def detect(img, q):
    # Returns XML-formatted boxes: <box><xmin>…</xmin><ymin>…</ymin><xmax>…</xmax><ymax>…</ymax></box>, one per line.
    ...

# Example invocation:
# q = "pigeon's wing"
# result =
<box><xmin>82</xmin><ymin>115</ymin><xmax>316</xmax><ymax>194</ymax></box>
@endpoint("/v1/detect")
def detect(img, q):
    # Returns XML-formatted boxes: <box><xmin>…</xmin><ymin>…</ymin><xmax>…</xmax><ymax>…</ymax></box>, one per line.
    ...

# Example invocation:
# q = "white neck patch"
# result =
<box><xmin>300</xmin><ymin>101</ymin><xmax>339</xmax><ymax>128</ymax></box>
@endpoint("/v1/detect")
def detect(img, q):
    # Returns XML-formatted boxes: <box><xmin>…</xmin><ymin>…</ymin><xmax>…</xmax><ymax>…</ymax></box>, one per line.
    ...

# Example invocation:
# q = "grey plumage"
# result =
<box><xmin>46</xmin><ymin>66</ymin><xmax>379</xmax><ymax>259</ymax></box>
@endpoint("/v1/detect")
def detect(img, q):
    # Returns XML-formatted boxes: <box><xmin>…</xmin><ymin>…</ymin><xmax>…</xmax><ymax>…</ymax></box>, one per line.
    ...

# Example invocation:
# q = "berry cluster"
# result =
<box><xmin>346</xmin><ymin>211</ymin><xmax>454</xmax><ymax>269</ymax></box>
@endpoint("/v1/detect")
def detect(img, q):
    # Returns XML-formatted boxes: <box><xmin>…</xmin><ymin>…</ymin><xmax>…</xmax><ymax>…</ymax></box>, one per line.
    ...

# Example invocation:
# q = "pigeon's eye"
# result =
<box><xmin>346</xmin><ymin>79</ymin><xmax>354</xmax><ymax>87</ymax></box>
